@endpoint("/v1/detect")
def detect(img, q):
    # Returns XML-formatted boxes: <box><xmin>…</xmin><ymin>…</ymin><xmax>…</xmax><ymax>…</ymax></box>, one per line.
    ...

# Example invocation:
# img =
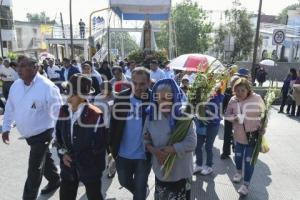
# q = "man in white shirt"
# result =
<box><xmin>0</xmin><ymin>59</ymin><xmax>18</xmax><ymax>100</ymax></box>
<box><xmin>125</xmin><ymin>61</ymin><xmax>136</xmax><ymax>80</ymax></box>
<box><xmin>46</xmin><ymin>59</ymin><xmax>61</xmax><ymax>82</ymax></box>
<box><xmin>150</xmin><ymin>60</ymin><xmax>166</xmax><ymax>82</ymax></box>
<box><xmin>1</xmin><ymin>56</ymin><xmax>62</xmax><ymax>200</ymax></box>
<box><xmin>163</xmin><ymin>65</ymin><xmax>175</xmax><ymax>79</ymax></box>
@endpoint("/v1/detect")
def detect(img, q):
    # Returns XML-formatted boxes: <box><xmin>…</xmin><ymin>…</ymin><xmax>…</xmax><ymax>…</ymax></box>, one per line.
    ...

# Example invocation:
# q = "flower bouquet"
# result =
<box><xmin>187</xmin><ymin>67</ymin><xmax>228</xmax><ymax>119</ymax></box>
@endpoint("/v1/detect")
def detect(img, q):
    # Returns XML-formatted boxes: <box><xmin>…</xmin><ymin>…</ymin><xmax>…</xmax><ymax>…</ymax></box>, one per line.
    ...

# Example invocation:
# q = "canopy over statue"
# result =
<box><xmin>110</xmin><ymin>0</ymin><xmax>171</xmax><ymax>20</ymax></box>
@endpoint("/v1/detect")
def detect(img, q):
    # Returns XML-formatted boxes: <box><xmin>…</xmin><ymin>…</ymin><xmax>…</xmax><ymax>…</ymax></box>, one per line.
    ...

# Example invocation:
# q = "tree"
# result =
<box><xmin>156</xmin><ymin>1</ymin><xmax>213</xmax><ymax>56</ymax></box>
<box><xmin>26</xmin><ymin>12</ymin><xmax>53</xmax><ymax>23</ymax></box>
<box><xmin>225</xmin><ymin>1</ymin><xmax>254</xmax><ymax>61</ymax></box>
<box><xmin>102</xmin><ymin>32</ymin><xmax>139</xmax><ymax>57</ymax></box>
<box><xmin>278</xmin><ymin>3</ymin><xmax>299</xmax><ymax>24</ymax></box>
<box><xmin>214</xmin><ymin>24</ymin><xmax>228</xmax><ymax>59</ymax></box>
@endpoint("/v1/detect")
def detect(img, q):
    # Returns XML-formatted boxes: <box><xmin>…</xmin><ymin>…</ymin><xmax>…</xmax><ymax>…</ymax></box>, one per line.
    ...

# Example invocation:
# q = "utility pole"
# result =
<box><xmin>69</xmin><ymin>0</ymin><xmax>74</xmax><ymax>60</ymax></box>
<box><xmin>251</xmin><ymin>0</ymin><xmax>263</xmax><ymax>85</ymax></box>
<box><xmin>60</xmin><ymin>13</ymin><xmax>66</xmax><ymax>38</ymax></box>
<box><xmin>107</xmin><ymin>11</ymin><xmax>112</xmax><ymax>63</ymax></box>
<box><xmin>60</xmin><ymin>13</ymin><xmax>66</xmax><ymax>59</ymax></box>
<box><xmin>0</xmin><ymin>0</ymin><xmax>4</xmax><ymax>58</ymax></box>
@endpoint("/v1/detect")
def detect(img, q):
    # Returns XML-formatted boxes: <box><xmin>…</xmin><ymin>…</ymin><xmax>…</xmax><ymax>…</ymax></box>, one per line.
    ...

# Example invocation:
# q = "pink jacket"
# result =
<box><xmin>225</xmin><ymin>93</ymin><xmax>265</xmax><ymax>144</ymax></box>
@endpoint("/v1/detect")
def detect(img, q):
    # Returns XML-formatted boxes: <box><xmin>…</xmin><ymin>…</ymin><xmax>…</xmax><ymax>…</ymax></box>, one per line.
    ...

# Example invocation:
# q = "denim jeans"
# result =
<box><xmin>195</xmin><ymin>124</ymin><xmax>220</xmax><ymax>167</ymax></box>
<box><xmin>234</xmin><ymin>142</ymin><xmax>255</xmax><ymax>186</ymax></box>
<box><xmin>116</xmin><ymin>156</ymin><xmax>151</xmax><ymax>200</ymax></box>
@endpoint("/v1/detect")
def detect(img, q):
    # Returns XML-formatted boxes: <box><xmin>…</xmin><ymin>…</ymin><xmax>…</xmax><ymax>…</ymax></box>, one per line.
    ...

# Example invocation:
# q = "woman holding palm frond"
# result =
<box><xmin>225</xmin><ymin>78</ymin><xmax>265</xmax><ymax>196</ymax></box>
<box><xmin>143</xmin><ymin>78</ymin><xmax>196</xmax><ymax>200</ymax></box>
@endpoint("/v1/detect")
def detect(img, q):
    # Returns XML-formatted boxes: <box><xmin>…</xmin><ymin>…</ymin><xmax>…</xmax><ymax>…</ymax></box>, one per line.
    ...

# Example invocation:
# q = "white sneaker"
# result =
<box><xmin>238</xmin><ymin>185</ymin><xmax>249</xmax><ymax>196</ymax></box>
<box><xmin>193</xmin><ymin>165</ymin><xmax>203</xmax><ymax>174</ymax></box>
<box><xmin>201</xmin><ymin>166</ymin><xmax>213</xmax><ymax>175</ymax></box>
<box><xmin>233</xmin><ymin>173</ymin><xmax>242</xmax><ymax>183</ymax></box>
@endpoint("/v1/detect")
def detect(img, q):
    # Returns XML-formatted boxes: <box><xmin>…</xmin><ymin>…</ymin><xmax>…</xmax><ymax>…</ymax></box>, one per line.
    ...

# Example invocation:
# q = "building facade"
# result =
<box><xmin>0</xmin><ymin>0</ymin><xmax>16</xmax><ymax>57</ymax></box>
<box><xmin>13</xmin><ymin>21</ymin><xmax>54</xmax><ymax>58</ymax></box>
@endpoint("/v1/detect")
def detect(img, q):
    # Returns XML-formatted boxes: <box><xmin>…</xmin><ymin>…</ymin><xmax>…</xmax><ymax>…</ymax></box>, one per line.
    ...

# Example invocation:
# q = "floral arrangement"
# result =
<box><xmin>187</xmin><ymin>65</ymin><xmax>229</xmax><ymax>119</ymax></box>
<box><xmin>251</xmin><ymin>83</ymin><xmax>280</xmax><ymax>166</ymax></box>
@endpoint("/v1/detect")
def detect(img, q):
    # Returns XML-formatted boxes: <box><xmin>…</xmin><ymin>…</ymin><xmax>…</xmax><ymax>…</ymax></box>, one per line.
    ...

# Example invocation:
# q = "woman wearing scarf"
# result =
<box><xmin>143</xmin><ymin>78</ymin><xmax>196</xmax><ymax>200</ymax></box>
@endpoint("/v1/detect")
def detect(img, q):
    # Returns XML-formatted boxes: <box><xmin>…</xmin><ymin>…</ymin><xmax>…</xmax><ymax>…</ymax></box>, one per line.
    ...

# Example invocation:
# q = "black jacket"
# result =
<box><xmin>223</xmin><ymin>87</ymin><xmax>233</xmax><ymax>114</ymax></box>
<box><xmin>59</xmin><ymin>66</ymin><xmax>80</xmax><ymax>81</ymax></box>
<box><xmin>109</xmin><ymin>88</ymin><xmax>151</xmax><ymax>159</ymax></box>
<box><xmin>55</xmin><ymin>104</ymin><xmax>106</xmax><ymax>183</ymax></box>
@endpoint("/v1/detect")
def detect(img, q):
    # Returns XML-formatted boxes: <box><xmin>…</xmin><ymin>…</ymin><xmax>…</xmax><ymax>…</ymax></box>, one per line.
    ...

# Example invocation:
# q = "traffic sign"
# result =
<box><xmin>272</xmin><ymin>29</ymin><xmax>286</xmax><ymax>45</ymax></box>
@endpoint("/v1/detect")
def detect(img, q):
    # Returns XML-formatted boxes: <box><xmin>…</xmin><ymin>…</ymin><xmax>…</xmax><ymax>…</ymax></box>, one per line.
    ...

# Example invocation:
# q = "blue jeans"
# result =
<box><xmin>116</xmin><ymin>156</ymin><xmax>151</xmax><ymax>200</ymax></box>
<box><xmin>234</xmin><ymin>142</ymin><xmax>255</xmax><ymax>186</ymax></box>
<box><xmin>195</xmin><ymin>124</ymin><xmax>220</xmax><ymax>167</ymax></box>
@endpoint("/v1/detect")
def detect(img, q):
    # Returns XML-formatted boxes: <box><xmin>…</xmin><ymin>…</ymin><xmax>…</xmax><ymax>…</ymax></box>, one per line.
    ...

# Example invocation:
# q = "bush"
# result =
<box><xmin>127</xmin><ymin>49</ymin><xmax>168</xmax><ymax>68</ymax></box>
<box><xmin>8</xmin><ymin>52</ymin><xmax>17</xmax><ymax>61</ymax></box>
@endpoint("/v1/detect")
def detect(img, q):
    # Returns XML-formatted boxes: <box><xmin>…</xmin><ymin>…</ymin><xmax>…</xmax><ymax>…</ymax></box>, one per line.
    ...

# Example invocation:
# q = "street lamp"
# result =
<box><xmin>251</xmin><ymin>0</ymin><xmax>263</xmax><ymax>85</ymax></box>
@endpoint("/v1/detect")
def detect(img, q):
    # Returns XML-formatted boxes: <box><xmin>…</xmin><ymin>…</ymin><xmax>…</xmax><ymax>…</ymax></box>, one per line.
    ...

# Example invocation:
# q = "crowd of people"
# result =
<box><xmin>278</xmin><ymin>68</ymin><xmax>300</xmax><ymax>117</ymax></box>
<box><xmin>0</xmin><ymin>55</ymin><xmax>281</xmax><ymax>199</ymax></box>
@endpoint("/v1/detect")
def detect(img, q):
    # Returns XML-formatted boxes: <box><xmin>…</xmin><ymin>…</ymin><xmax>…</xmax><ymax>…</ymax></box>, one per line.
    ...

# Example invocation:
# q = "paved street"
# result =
<box><xmin>0</xmin><ymin>106</ymin><xmax>299</xmax><ymax>200</ymax></box>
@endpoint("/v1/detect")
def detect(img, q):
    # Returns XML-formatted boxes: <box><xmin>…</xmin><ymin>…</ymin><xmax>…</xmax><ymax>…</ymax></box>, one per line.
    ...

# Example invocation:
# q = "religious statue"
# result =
<box><xmin>143</xmin><ymin>17</ymin><xmax>152</xmax><ymax>51</ymax></box>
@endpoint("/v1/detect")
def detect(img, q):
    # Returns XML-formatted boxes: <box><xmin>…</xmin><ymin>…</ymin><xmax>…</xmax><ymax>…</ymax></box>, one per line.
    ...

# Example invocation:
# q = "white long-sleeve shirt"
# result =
<box><xmin>2</xmin><ymin>73</ymin><xmax>63</xmax><ymax>138</ymax></box>
<box><xmin>46</xmin><ymin>65</ymin><xmax>61</xmax><ymax>80</ymax></box>
<box><xmin>150</xmin><ymin>68</ymin><xmax>166</xmax><ymax>82</ymax></box>
<box><xmin>0</xmin><ymin>66</ymin><xmax>18</xmax><ymax>82</ymax></box>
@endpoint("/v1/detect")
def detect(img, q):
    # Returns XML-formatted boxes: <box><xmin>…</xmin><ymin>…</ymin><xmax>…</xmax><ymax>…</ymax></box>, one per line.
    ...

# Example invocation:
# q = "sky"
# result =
<box><xmin>12</xmin><ymin>0</ymin><xmax>299</xmax><ymax>25</ymax></box>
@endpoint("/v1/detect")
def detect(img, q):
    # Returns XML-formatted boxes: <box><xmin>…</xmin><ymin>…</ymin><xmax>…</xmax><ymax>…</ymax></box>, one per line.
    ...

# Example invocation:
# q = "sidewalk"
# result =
<box><xmin>0</xmin><ymin>106</ymin><xmax>299</xmax><ymax>200</ymax></box>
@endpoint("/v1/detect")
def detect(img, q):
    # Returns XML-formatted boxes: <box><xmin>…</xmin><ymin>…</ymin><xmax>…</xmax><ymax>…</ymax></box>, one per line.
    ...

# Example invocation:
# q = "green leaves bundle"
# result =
<box><xmin>162</xmin><ymin>118</ymin><xmax>193</xmax><ymax>180</ymax></box>
<box><xmin>251</xmin><ymin>85</ymin><xmax>280</xmax><ymax>166</ymax></box>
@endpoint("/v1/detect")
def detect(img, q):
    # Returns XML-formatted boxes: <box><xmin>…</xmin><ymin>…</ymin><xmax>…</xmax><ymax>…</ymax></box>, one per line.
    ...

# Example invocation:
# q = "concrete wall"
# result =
<box><xmin>236</xmin><ymin>61</ymin><xmax>300</xmax><ymax>81</ymax></box>
<box><xmin>14</xmin><ymin>23</ymin><xmax>42</xmax><ymax>52</ymax></box>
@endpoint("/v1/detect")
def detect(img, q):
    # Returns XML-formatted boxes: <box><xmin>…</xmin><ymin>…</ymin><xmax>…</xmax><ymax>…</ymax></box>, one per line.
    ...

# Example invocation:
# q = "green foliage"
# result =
<box><xmin>214</xmin><ymin>24</ymin><xmax>228</xmax><ymax>59</ymax></box>
<box><xmin>127</xmin><ymin>49</ymin><xmax>168</xmax><ymax>67</ymax></box>
<box><xmin>26</xmin><ymin>12</ymin><xmax>54</xmax><ymax>23</ymax></box>
<box><xmin>102</xmin><ymin>32</ymin><xmax>139</xmax><ymax>57</ymax></box>
<box><xmin>278</xmin><ymin>3</ymin><xmax>299</xmax><ymax>24</ymax></box>
<box><xmin>127</xmin><ymin>49</ymin><xmax>144</xmax><ymax>64</ymax></box>
<box><xmin>162</xmin><ymin>119</ymin><xmax>193</xmax><ymax>180</ymax></box>
<box><xmin>7</xmin><ymin>52</ymin><xmax>17</xmax><ymax>61</ymax></box>
<box><xmin>225</xmin><ymin>1</ymin><xmax>254</xmax><ymax>61</ymax></box>
<box><xmin>156</xmin><ymin>1</ymin><xmax>213</xmax><ymax>55</ymax></box>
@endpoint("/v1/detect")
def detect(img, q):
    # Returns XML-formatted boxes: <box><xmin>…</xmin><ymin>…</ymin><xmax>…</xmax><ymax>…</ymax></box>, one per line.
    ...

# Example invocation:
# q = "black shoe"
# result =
<box><xmin>41</xmin><ymin>181</ymin><xmax>60</xmax><ymax>195</ymax></box>
<box><xmin>220</xmin><ymin>154</ymin><xmax>230</xmax><ymax>160</ymax></box>
<box><xmin>278</xmin><ymin>110</ymin><xmax>283</xmax><ymax>113</ymax></box>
